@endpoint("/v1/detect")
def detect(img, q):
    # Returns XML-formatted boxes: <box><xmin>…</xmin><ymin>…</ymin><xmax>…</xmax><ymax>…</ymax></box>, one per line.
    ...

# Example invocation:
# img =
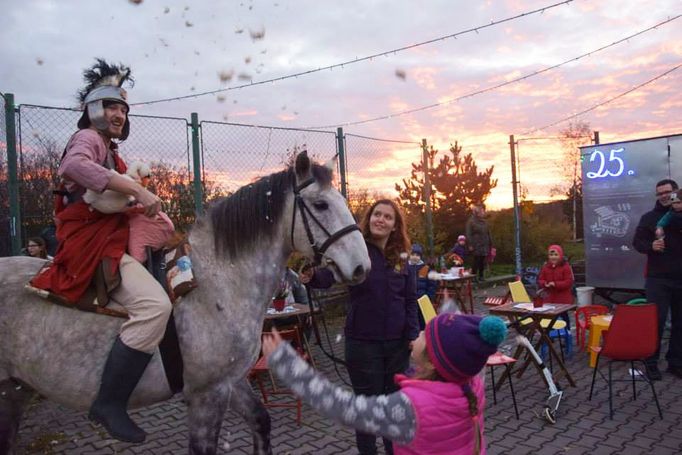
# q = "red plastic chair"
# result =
<box><xmin>575</xmin><ymin>305</ymin><xmax>609</xmax><ymax>351</ymax></box>
<box><xmin>486</xmin><ymin>352</ymin><xmax>519</xmax><ymax>419</ymax></box>
<box><xmin>588</xmin><ymin>304</ymin><xmax>662</xmax><ymax>420</ymax></box>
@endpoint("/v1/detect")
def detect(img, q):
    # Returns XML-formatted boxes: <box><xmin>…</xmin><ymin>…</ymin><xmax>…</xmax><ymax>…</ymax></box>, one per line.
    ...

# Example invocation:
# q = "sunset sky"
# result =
<box><xmin>1</xmin><ymin>0</ymin><xmax>680</xmax><ymax>208</ymax></box>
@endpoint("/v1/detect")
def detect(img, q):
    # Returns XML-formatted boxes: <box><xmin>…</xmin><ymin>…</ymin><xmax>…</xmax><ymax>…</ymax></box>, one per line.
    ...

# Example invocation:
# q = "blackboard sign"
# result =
<box><xmin>580</xmin><ymin>134</ymin><xmax>682</xmax><ymax>290</ymax></box>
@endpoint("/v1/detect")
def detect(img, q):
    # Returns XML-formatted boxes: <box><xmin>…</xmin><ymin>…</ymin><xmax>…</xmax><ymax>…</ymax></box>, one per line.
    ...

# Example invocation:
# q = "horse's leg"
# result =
<box><xmin>229</xmin><ymin>378</ymin><xmax>272</xmax><ymax>455</ymax></box>
<box><xmin>187</xmin><ymin>381</ymin><xmax>231</xmax><ymax>455</ymax></box>
<box><xmin>0</xmin><ymin>379</ymin><xmax>36</xmax><ymax>455</ymax></box>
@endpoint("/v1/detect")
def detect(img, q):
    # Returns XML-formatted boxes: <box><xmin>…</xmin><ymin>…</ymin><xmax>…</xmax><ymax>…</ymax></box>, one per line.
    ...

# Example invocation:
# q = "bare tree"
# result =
<box><xmin>554</xmin><ymin>120</ymin><xmax>592</xmax><ymax>240</ymax></box>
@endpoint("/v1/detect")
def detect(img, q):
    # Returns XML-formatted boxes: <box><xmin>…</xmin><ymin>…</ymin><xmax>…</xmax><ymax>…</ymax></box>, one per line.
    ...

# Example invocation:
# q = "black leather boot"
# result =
<box><xmin>88</xmin><ymin>337</ymin><xmax>152</xmax><ymax>443</ymax></box>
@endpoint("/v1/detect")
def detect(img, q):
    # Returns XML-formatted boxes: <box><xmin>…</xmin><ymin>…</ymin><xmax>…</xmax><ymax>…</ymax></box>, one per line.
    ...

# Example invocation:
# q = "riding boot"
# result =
<box><xmin>88</xmin><ymin>336</ymin><xmax>152</xmax><ymax>443</ymax></box>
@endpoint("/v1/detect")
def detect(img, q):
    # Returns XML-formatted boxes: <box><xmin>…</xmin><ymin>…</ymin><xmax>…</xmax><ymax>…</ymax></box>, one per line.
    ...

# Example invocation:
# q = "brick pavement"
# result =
<box><xmin>15</xmin><ymin>283</ymin><xmax>682</xmax><ymax>454</ymax></box>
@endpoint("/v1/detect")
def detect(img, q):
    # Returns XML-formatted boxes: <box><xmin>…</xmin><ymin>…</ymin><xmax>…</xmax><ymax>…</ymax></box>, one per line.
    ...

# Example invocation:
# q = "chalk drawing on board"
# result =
<box><xmin>590</xmin><ymin>204</ymin><xmax>632</xmax><ymax>238</ymax></box>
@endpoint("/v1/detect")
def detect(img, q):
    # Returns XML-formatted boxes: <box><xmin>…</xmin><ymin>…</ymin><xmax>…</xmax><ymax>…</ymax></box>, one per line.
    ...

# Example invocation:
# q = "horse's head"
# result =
<box><xmin>289</xmin><ymin>152</ymin><xmax>370</xmax><ymax>284</ymax></box>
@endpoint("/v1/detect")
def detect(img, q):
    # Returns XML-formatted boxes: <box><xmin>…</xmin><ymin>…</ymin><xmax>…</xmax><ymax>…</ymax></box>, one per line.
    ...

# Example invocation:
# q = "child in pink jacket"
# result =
<box><xmin>263</xmin><ymin>313</ymin><xmax>507</xmax><ymax>455</ymax></box>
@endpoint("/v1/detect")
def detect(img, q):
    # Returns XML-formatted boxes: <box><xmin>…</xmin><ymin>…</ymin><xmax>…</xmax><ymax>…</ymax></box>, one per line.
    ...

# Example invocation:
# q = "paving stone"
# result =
<box><xmin>13</xmin><ymin>289</ymin><xmax>682</xmax><ymax>454</ymax></box>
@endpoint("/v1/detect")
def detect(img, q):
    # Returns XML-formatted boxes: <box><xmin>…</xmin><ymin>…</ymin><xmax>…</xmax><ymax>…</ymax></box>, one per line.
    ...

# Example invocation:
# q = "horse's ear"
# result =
<box><xmin>323</xmin><ymin>156</ymin><xmax>337</xmax><ymax>173</ymax></box>
<box><xmin>295</xmin><ymin>151</ymin><xmax>311</xmax><ymax>180</ymax></box>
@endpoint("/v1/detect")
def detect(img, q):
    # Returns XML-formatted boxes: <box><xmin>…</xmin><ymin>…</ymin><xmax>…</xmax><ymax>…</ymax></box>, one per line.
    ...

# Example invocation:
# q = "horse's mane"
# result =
<box><xmin>210</xmin><ymin>162</ymin><xmax>333</xmax><ymax>259</ymax></box>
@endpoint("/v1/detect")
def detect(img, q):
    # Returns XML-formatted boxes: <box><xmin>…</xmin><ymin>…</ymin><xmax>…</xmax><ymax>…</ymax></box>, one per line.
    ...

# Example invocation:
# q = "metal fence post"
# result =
<box><xmin>510</xmin><ymin>135</ymin><xmax>522</xmax><ymax>276</ymax></box>
<box><xmin>336</xmin><ymin>127</ymin><xmax>348</xmax><ymax>198</ymax></box>
<box><xmin>422</xmin><ymin>138</ymin><xmax>434</xmax><ymax>257</ymax></box>
<box><xmin>190</xmin><ymin>113</ymin><xmax>203</xmax><ymax>216</ymax></box>
<box><xmin>5</xmin><ymin>93</ymin><xmax>22</xmax><ymax>255</ymax></box>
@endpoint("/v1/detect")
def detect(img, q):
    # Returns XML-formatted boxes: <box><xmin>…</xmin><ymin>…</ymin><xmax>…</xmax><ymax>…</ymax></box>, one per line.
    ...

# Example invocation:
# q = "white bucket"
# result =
<box><xmin>576</xmin><ymin>286</ymin><xmax>595</xmax><ymax>307</ymax></box>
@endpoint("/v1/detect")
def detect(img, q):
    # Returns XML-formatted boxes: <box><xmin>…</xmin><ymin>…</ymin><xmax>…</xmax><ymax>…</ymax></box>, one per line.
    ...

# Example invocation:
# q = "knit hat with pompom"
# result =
<box><xmin>425</xmin><ymin>313</ymin><xmax>507</xmax><ymax>384</ymax></box>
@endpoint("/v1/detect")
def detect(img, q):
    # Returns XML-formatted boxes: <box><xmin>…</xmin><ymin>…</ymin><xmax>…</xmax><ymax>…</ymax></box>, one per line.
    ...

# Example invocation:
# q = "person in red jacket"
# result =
<box><xmin>537</xmin><ymin>244</ymin><xmax>575</xmax><ymax>326</ymax></box>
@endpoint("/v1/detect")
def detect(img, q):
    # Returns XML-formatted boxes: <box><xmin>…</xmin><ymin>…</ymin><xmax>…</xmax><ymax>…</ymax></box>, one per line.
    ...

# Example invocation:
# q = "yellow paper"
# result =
<box><xmin>508</xmin><ymin>281</ymin><xmax>531</xmax><ymax>303</ymax></box>
<box><xmin>418</xmin><ymin>295</ymin><xmax>437</xmax><ymax>323</ymax></box>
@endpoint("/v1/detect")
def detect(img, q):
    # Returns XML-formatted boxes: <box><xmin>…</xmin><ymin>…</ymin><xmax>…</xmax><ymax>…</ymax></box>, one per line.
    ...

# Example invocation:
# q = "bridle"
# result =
<box><xmin>291</xmin><ymin>177</ymin><xmax>360</xmax><ymax>266</ymax></box>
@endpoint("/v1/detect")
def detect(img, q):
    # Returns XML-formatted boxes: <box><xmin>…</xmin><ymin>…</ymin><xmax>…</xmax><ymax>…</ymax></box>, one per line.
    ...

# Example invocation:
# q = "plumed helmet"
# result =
<box><xmin>76</xmin><ymin>59</ymin><xmax>134</xmax><ymax>140</ymax></box>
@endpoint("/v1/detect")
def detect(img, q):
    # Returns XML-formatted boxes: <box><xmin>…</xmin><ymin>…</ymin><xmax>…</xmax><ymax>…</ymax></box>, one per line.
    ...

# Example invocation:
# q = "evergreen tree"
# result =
<box><xmin>395</xmin><ymin>142</ymin><xmax>497</xmax><ymax>254</ymax></box>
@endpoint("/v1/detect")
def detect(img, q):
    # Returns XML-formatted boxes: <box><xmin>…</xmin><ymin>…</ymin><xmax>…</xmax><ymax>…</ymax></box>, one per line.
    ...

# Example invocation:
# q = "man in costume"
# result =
<box><xmin>30</xmin><ymin>59</ymin><xmax>172</xmax><ymax>443</ymax></box>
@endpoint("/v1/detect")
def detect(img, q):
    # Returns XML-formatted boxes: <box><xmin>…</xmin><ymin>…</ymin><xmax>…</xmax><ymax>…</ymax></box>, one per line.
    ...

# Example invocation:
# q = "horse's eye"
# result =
<box><xmin>313</xmin><ymin>201</ymin><xmax>329</xmax><ymax>211</ymax></box>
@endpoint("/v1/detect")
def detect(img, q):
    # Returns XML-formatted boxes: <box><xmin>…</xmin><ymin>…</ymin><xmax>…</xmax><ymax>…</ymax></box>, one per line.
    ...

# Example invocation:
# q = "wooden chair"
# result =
<box><xmin>249</xmin><ymin>329</ymin><xmax>308</xmax><ymax>425</ymax></box>
<box><xmin>417</xmin><ymin>295</ymin><xmax>437</xmax><ymax>324</ymax></box>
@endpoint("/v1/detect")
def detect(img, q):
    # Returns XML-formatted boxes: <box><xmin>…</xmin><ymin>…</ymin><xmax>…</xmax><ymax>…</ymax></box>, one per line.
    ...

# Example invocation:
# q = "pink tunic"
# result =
<box><xmin>59</xmin><ymin>129</ymin><xmax>117</xmax><ymax>201</ymax></box>
<box><xmin>128</xmin><ymin>211</ymin><xmax>175</xmax><ymax>263</ymax></box>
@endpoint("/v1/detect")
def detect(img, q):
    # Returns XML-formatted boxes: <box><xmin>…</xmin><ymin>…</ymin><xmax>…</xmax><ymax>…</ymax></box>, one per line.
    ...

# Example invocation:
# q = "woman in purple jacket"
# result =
<box><xmin>304</xmin><ymin>199</ymin><xmax>419</xmax><ymax>455</ymax></box>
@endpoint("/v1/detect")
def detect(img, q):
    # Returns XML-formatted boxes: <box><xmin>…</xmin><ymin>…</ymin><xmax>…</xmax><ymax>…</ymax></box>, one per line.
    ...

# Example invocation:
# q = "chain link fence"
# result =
<box><xmin>2</xmin><ymin>100</ymin><xmax>423</xmax><ymax>257</ymax></box>
<box><xmin>344</xmin><ymin>133</ymin><xmax>421</xmax><ymax>213</ymax></box>
<box><xmin>15</xmin><ymin>105</ymin><xmax>193</xmax><ymax>246</ymax></box>
<box><xmin>199</xmin><ymin>121</ymin><xmax>338</xmax><ymax>194</ymax></box>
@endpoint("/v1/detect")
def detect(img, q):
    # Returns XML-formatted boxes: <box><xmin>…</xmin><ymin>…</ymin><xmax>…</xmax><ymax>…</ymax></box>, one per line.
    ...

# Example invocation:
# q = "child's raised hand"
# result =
<box><xmin>262</xmin><ymin>327</ymin><xmax>284</xmax><ymax>358</ymax></box>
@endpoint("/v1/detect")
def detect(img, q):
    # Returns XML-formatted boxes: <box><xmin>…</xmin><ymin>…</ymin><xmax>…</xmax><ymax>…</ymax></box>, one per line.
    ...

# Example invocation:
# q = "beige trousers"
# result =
<box><xmin>111</xmin><ymin>254</ymin><xmax>172</xmax><ymax>353</ymax></box>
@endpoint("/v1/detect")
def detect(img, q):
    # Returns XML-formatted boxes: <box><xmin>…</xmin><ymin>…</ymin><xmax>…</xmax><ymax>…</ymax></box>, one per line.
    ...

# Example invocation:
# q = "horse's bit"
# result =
<box><xmin>290</xmin><ymin>177</ymin><xmax>360</xmax><ymax>266</ymax></box>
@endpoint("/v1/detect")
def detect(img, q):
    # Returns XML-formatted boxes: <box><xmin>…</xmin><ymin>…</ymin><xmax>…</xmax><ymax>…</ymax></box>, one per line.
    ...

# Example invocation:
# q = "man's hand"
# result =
<box><xmin>107</xmin><ymin>172</ymin><xmax>161</xmax><ymax>217</ymax></box>
<box><xmin>262</xmin><ymin>328</ymin><xmax>284</xmax><ymax>358</ymax></box>
<box><xmin>299</xmin><ymin>267</ymin><xmax>314</xmax><ymax>284</ymax></box>
<box><xmin>135</xmin><ymin>187</ymin><xmax>162</xmax><ymax>217</ymax></box>
<box><xmin>652</xmin><ymin>239</ymin><xmax>665</xmax><ymax>252</ymax></box>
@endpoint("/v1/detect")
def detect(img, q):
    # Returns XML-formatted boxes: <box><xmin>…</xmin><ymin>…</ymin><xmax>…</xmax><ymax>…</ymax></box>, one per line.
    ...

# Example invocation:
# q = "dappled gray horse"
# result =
<box><xmin>0</xmin><ymin>152</ymin><xmax>370</xmax><ymax>454</ymax></box>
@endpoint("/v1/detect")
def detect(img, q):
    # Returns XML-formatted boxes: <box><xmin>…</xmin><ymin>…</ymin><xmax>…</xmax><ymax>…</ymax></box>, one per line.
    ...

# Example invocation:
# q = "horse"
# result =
<box><xmin>0</xmin><ymin>152</ymin><xmax>370</xmax><ymax>455</ymax></box>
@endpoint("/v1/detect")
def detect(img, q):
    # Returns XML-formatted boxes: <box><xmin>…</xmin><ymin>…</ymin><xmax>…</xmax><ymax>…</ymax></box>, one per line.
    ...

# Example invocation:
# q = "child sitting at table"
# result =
<box><xmin>262</xmin><ymin>313</ymin><xmax>507</xmax><ymax>455</ymax></box>
<box><xmin>408</xmin><ymin>244</ymin><xmax>437</xmax><ymax>329</ymax></box>
<box><xmin>537</xmin><ymin>244</ymin><xmax>575</xmax><ymax>326</ymax></box>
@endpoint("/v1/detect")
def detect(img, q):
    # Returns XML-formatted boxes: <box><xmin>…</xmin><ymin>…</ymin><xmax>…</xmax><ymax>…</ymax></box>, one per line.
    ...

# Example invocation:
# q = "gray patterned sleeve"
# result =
<box><xmin>267</xmin><ymin>343</ymin><xmax>417</xmax><ymax>445</ymax></box>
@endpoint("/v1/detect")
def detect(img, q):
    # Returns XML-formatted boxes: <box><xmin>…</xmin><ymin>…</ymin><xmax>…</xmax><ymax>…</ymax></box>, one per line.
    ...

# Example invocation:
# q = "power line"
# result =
<box><xmin>345</xmin><ymin>133</ymin><xmax>420</xmax><ymax>145</ymax></box>
<box><xmin>131</xmin><ymin>0</ymin><xmax>574</xmax><ymax>106</ymax></box>
<box><xmin>525</xmin><ymin>61</ymin><xmax>682</xmax><ymax>134</ymax></box>
<box><xmin>306</xmin><ymin>14</ymin><xmax>681</xmax><ymax>128</ymax></box>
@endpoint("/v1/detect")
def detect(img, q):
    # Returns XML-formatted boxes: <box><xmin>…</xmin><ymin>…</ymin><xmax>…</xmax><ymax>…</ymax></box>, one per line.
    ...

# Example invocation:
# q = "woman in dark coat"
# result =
<box><xmin>304</xmin><ymin>199</ymin><xmax>418</xmax><ymax>455</ymax></box>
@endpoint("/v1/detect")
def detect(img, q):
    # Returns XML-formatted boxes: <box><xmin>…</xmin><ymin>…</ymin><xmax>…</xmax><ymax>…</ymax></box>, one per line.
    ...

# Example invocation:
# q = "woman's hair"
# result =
<box><xmin>28</xmin><ymin>236</ymin><xmax>48</xmax><ymax>259</ymax></box>
<box><xmin>359</xmin><ymin>199</ymin><xmax>410</xmax><ymax>268</ymax></box>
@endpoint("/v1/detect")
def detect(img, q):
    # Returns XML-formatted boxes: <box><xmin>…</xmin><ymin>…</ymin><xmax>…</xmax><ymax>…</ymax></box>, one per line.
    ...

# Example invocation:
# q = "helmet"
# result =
<box><xmin>411</xmin><ymin>243</ymin><xmax>424</xmax><ymax>256</ymax></box>
<box><xmin>77</xmin><ymin>59</ymin><xmax>133</xmax><ymax>140</ymax></box>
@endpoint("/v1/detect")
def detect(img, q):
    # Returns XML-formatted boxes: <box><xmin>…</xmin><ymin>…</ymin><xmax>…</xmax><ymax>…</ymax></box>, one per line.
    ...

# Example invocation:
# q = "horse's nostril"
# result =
<box><xmin>352</xmin><ymin>265</ymin><xmax>365</xmax><ymax>280</ymax></box>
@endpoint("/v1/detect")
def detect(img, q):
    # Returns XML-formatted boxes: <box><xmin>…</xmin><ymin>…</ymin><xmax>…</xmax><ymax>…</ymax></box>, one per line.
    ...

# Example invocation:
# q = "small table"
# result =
<box><xmin>587</xmin><ymin>314</ymin><xmax>613</xmax><ymax>368</ymax></box>
<box><xmin>434</xmin><ymin>274</ymin><xmax>476</xmax><ymax>314</ymax></box>
<box><xmin>264</xmin><ymin>303</ymin><xmax>314</xmax><ymax>367</ymax></box>
<box><xmin>264</xmin><ymin>303</ymin><xmax>311</xmax><ymax>322</ymax></box>
<box><xmin>489</xmin><ymin>301</ymin><xmax>577</xmax><ymax>389</ymax></box>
